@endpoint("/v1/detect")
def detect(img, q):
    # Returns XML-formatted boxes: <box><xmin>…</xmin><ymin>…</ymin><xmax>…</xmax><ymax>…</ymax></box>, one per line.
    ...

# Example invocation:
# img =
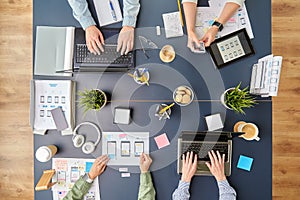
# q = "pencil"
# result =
<box><xmin>177</xmin><ymin>0</ymin><xmax>184</xmax><ymax>27</ymax></box>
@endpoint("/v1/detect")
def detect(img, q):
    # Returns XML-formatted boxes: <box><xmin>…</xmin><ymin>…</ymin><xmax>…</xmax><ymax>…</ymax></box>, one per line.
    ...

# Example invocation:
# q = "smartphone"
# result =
<box><xmin>107</xmin><ymin>141</ymin><xmax>116</xmax><ymax>159</ymax></box>
<box><xmin>121</xmin><ymin>141</ymin><xmax>130</xmax><ymax>157</ymax></box>
<box><xmin>193</xmin><ymin>41</ymin><xmax>206</xmax><ymax>53</ymax></box>
<box><xmin>134</xmin><ymin>141</ymin><xmax>144</xmax><ymax>157</ymax></box>
<box><xmin>70</xmin><ymin>167</ymin><xmax>80</xmax><ymax>183</ymax></box>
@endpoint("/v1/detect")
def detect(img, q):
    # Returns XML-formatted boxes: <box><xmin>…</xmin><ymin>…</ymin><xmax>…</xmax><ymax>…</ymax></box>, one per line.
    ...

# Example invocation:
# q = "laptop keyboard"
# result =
<box><xmin>181</xmin><ymin>142</ymin><xmax>228</xmax><ymax>162</ymax></box>
<box><xmin>76</xmin><ymin>44</ymin><xmax>134</xmax><ymax>65</ymax></box>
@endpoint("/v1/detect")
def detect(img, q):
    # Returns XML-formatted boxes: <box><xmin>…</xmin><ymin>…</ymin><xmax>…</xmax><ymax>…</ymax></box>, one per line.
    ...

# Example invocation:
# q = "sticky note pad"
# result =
<box><xmin>85</xmin><ymin>162</ymin><xmax>93</xmax><ymax>172</ymax></box>
<box><xmin>205</xmin><ymin>113</ymin><xmax>224</xmax><ymax>131</ymax></box>
<box><xmin>237</xmin><ymin>155</ymin><xmax>254</xmax><ymax>171</ymax></box>
<box><xmin>154</xmin><ymin>133</ymin><xmax>170</xmax><ymax>149</ymax></box>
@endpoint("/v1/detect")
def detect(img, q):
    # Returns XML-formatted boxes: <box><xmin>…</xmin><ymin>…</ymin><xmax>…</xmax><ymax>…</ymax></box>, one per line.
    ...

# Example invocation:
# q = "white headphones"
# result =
<box><xmin>72</xmin><ymin>122</ymin><xmax>101</xmax><ymax>154</ymax></box>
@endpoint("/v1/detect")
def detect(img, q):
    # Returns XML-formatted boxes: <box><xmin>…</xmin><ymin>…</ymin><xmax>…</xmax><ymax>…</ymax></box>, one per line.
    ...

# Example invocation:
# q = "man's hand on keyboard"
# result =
<box><xmin>117</xmin><ymin>26</ymin><xmax>134</xmax><ymax>55</ymax></box>
<box><xmin>86</xmin><ymin>25</ymin><xmax>105</xmax><ymax>55</ymax></box>
<box><xmin>205</xmin><ymin>150</ymin><xmax>226</xmax><ymax>182</ymax></box>
<box><xmin>181</xmin><ymin>151</ymin><xmax>198</xmax><ymax>183</ymax></box>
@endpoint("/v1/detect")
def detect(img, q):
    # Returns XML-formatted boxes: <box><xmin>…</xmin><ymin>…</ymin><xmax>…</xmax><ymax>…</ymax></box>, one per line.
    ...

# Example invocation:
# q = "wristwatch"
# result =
<box><xmin>212</xmin><ymin>20</ymin><xmax>224</xmax><ymax>32</ymax></box>
<box><xmin>82</xmin><ymin>173</ymin><xmax>94</xmax><ymax>183</ymax></box>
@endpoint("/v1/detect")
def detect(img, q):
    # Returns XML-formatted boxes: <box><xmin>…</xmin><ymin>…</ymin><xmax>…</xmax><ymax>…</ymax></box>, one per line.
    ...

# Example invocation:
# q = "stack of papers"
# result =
<box><xmin>250</xmin><ymin>55</ymin><xmax>283</xmax><ymax>97</ymax></box>
<box><xmin>30</xmin><ymin>80</ymin><xmax>76</xmax><ymax>135</ymax></box>
<box><xmin>195</xmin><ymin>0</ymin><xmax>254</xmax><ymax>39</ymax></box>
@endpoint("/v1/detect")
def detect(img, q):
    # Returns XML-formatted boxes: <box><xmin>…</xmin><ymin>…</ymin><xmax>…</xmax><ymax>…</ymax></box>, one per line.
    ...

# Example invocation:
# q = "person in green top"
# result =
<box><xmin>63</xmin><ymin>153</ymin><xmax>155</xmax><ymax>200</ymax></box>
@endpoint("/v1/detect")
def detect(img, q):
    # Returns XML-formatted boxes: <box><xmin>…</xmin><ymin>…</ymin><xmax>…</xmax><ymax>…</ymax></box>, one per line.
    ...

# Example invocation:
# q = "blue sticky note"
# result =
<box><xmin>85</xmin><ymin>162</ymin><xmax>93</xmax><ymax>172</ymax></box>
<box><xmin>237</xmin><ymin>155</ymin><xmax>254</xmax><ymax>171</ymax></box>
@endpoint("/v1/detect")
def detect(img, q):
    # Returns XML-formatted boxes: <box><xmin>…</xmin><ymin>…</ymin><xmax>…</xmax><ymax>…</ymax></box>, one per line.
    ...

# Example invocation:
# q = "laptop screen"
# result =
<box><xmin>181</xmin><ymin>131</ymin><xmax>231</xmax><ymax>142</ymax></box>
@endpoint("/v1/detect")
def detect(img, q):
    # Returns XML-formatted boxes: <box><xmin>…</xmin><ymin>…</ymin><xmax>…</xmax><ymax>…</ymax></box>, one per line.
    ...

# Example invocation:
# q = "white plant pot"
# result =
<box><xmin>93</xmin><ymin>89</ymin><xmax>107</xmax><ymax>111</ymax></box>
<box><xmin>220</xmin><ymin>88</ymin><xmax>236</xmax><ymax>110</ymax></box>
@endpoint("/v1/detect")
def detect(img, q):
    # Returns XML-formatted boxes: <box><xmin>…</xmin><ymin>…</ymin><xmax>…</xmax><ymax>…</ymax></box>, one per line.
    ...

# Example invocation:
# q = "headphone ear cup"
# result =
<box><xmin>82</xmin><ymin>142</ymin><xmax>95</xmax><ymax>154</ymax></box>
<box><xmin>73</xmin><ymin>135</ymin><xmax>85</xmax><ymax>148</ymax></box>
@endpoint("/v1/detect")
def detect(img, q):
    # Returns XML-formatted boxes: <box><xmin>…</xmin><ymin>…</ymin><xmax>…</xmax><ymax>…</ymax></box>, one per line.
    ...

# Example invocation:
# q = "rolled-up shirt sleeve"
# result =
<box><xmin>67</xmin><ymin>0</ymin><xmax>96</xmax><ymax>30</ymax></box>
<box><xmin>218</xmin><ymin>180</ymin><xmax>237</xmax><ymax>200</ymax></box>
<box><xmin>122</xmin><ymin>0</ymin><xmax>140</xmax><ymax>27</ymax></box>
<box><xmin>172</xmin><ymin>181</ymin><xmax>191</xmax><ymax>200</ymax></box>
<box><xmin>182</xmin><ymin>0</ymin><xmax>244</xmax><ymax>6</ymax></box>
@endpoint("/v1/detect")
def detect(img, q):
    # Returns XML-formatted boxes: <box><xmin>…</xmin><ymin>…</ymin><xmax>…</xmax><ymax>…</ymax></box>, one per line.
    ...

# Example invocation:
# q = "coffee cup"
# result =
<box><xmin>35</xmin><ymin>145</ymin><xmax>58</xmax><ymax>162</ymax></box>
<box><xmin>159</xmin><ymin>45</ymin><xmax>175</xmax><ymax>63</ymax></box>
<box><xmin>237</xmin><ymin>122</ymin><xmax>260</xmax><ymax>141</ymax></box>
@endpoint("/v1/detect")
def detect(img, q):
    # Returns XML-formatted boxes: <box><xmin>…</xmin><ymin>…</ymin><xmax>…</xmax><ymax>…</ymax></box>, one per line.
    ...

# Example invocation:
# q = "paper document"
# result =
<box><xmin>52</xmin><ymin>158</ymin><xmax>100</xmax><ymax>200</ymax></box>
<box><xmin>162</xmin><ymin>11</ymin><xmax>184</xmax><ymax>38</ymax></box>
<box><xmin>31</xmin><ymin>80</ymin><xmax>75</xmax><ymax>135</ymax></box>
<box><xmin>195</xmin><ymin>1</ymin><xmax>254</xmax><ymax>39</ymax></box>
<box><xmin>94</xmin><ymin>0</ymin><xmax>123</xmax><ymax>27</ymax></box>
<box><xmin>102</xmin><ymin>132</ymin><xmax>149</xmax><ymax>166</ymax></box>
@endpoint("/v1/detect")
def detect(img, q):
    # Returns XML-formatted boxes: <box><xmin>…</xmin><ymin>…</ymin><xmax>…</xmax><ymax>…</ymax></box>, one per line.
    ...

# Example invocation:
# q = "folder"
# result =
<box><xmin>34</xmin><ymin>26</ymin><xmax>75</xmax><ymax>77</ymax></box>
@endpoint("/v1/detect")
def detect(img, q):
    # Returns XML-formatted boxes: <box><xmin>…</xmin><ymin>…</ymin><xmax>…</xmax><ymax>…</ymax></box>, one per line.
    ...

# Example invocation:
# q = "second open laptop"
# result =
<box><xmin>73</xmin><ymin>28</ymin><xmax>135</xmax><ymax>72</ymax></box>
<box><xmin>177</xmin><ymin>131</ymin><xmax>233</xmax><ymax>176</ymax></box>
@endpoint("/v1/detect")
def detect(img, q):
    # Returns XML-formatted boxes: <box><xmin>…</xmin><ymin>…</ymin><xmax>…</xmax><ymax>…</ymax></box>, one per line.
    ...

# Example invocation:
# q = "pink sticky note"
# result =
<box><xmin>154</xmin><ymin>133</ymin><xmax>170</xmax><ymax>149</ymax></box>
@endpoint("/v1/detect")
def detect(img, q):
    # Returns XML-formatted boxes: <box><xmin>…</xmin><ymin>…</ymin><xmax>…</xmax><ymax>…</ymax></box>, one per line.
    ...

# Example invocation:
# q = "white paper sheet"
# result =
<box><xmin>93</xmin><ymin>0</ymin><xmax>123</xmax><ymax>27</ymax></box>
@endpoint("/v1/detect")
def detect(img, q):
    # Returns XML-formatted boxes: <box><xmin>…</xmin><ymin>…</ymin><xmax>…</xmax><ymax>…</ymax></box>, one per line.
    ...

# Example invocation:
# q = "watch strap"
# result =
<box><xmin>212</xmin><ymin>20</ymin><xmax>224</xmax><ymax>32</ymax></box>
<box><xmin>82</xmin><ymin>173</ymin><xmax>94</xmax><ymax>183</ymax></box>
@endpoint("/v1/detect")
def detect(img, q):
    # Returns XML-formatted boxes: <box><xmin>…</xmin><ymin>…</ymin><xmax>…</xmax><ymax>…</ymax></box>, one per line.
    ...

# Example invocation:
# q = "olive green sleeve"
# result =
<box><xmin>138</xmin><ymin>172</ymin><xmax>156</xmax><ymax>200</ymax></box>
<box><xmin>62</xmin><ymin>176</ymin><xmax>93</xmax><ymax>200</ymax></box>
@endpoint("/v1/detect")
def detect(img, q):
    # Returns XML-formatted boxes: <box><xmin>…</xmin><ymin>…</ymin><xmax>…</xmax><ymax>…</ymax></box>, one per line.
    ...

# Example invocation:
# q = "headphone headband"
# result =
<box><xmin>73</xmin><ymin>122</ymin><xmax>101</xmax><ymax>146</ymax></box>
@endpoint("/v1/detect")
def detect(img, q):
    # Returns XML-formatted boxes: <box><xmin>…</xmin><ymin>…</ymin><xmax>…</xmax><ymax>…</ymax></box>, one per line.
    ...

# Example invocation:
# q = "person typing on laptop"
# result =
<box><xmin>172</xmin><ymin>151</ymin><xmax>237</xmax><ymax>200</ymax></box>
<box><xmin>68</xmin><ymin>0</ymin><xmax>140</xmax><ymax>55</ymax></box>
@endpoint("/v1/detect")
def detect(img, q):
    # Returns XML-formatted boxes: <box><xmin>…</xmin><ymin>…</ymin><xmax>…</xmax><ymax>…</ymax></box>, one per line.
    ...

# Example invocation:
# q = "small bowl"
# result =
<box><xmin>173</xmin><ymin>85</ymin><xmax>194</xmax><ymax>106</ymax></box>
<box><xmin>159</xmin><ymin>45</ymin><xmax>176</xmax><ymax>63</ymax></box>
<box><xmin>133</xmin><ymin>68</ymin><xmax>150</xmax><ymax>85</ymax></box>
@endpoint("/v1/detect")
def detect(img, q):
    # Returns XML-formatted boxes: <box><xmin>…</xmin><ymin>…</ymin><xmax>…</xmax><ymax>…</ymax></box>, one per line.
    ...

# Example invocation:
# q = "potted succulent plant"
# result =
<box><xmin>78</xmin><ymin>89</ymin><xmax>107</xmax><ymax>115</ymax></box>
<box><xmin>220</xmin><ymin>83</ymin><xmax>256</xmax><ymax>114</ymax></box>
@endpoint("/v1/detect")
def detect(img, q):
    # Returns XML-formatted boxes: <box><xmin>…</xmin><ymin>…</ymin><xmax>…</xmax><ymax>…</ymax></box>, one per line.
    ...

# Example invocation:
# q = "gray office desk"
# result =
<box><xmin>33</xmin><ymin>0</ymin><xmax>272</xmax><ymax>199</ymax></box>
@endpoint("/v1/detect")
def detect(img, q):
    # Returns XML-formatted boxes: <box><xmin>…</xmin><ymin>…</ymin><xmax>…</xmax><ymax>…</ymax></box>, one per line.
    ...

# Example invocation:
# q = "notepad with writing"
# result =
<box><xmin>93</xmin><ymin>0</ymin><xmax>123</xmax><ymax>27</ymax></box>
<box><xmin>162</xmin><ymin>11</ymin><xmax>184</xmax><ymax>38</ymax></box>
<box><xmin>34</xmin><ymin>26</ymin><xmax>74</xmax><ymax>76</ymax></box>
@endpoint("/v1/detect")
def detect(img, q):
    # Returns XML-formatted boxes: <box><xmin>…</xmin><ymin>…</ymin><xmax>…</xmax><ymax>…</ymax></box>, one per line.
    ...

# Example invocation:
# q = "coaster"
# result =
<box><xmin>205</xmin><ymin>113</ymin><xmax>224</xmax><ymax>131</ymax></box>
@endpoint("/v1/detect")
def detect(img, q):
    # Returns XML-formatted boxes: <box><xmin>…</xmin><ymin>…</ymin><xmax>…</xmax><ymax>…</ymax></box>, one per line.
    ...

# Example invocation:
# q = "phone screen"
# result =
<box><xmin>70</xmin><ymin>167</ymin><xmax>80</xmax><ymax>183</ymax></box>
<box><xmin>134</xmin><ymin>141</ymin><xmax>144</xmax><ymax>157</ymax></box>
<box><xmin>121</xmin><ymin>141</ymin><xmax>130</xmax><ymax>157</ymax></box>
<box><xmin>107</xmin><ymin>141</ymin><xmax>116</xmax><ymax>159</ymax></box>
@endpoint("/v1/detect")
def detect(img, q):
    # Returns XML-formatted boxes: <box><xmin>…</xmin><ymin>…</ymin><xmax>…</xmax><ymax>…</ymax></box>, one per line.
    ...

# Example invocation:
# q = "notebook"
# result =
<box><xmin>162</xmin><ymin>11</ymin><xmax>184</xmax><ymax>38</ymax></box>
<box><xmin>34</xmin><ymin>26</ymin><xmax>74</xmax><ymax>76</ymax></box>
<box><xmin>93</xmin><ymin>0</ymin><xmax>123</xmax><ymax>27</ymax></box>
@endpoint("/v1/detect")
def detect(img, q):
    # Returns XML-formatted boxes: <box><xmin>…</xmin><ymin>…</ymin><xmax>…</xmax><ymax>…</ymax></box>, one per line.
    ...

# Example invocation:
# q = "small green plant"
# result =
<box><xmin>225</xmin><ymin>83</ymin><xmax>256</xmax><ymax>114</ymax></box>
<box><xmin>78</xmin><ymin>89</ymin><xmax>107</xmax><ymax>115</ymax></box>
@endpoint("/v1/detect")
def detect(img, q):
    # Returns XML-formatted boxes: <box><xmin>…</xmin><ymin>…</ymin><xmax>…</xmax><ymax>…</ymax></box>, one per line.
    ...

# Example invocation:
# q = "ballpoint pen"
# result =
<box><xmin>109</xmin><ymin>0</ymin><xmax>117</xmax><ymax>21</ymax></box>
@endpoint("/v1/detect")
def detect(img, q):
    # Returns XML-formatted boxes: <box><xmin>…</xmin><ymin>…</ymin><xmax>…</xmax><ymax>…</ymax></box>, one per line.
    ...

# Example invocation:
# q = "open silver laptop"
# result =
<box><xmin>177</xmin><ymin>131</ymin><xmax>233</xmax><ymax>176</ymax></box>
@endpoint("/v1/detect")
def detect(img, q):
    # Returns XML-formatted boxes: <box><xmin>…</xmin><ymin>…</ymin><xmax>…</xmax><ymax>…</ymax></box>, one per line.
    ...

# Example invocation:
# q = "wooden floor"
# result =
<box><xmin>0</xmin><ymin>0</ymin><xmax>299</xmax><ymax>199</ymax></box>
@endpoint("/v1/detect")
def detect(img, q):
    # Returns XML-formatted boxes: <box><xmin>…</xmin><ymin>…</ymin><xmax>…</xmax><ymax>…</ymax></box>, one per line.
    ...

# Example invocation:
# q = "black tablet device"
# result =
<box><xmin>207</xmin><ymin>28</ymin><xmax>255</xmax><ymax>69</ymax></box>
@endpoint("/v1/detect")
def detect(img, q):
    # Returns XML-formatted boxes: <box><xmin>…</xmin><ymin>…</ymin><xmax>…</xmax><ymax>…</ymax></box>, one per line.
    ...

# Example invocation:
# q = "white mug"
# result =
<box><xmin>238</xmin><ymin>123</ymin><xmax>260</xmax><ymax>141</ymax></box>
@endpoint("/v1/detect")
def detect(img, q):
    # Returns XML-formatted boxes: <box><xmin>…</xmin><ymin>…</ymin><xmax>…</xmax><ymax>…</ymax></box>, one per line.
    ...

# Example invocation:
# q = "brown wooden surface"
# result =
<box><xmin>0</xmin><ymin>0</ymin><xmax>299</xmax><ymax>199</ymax></box>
